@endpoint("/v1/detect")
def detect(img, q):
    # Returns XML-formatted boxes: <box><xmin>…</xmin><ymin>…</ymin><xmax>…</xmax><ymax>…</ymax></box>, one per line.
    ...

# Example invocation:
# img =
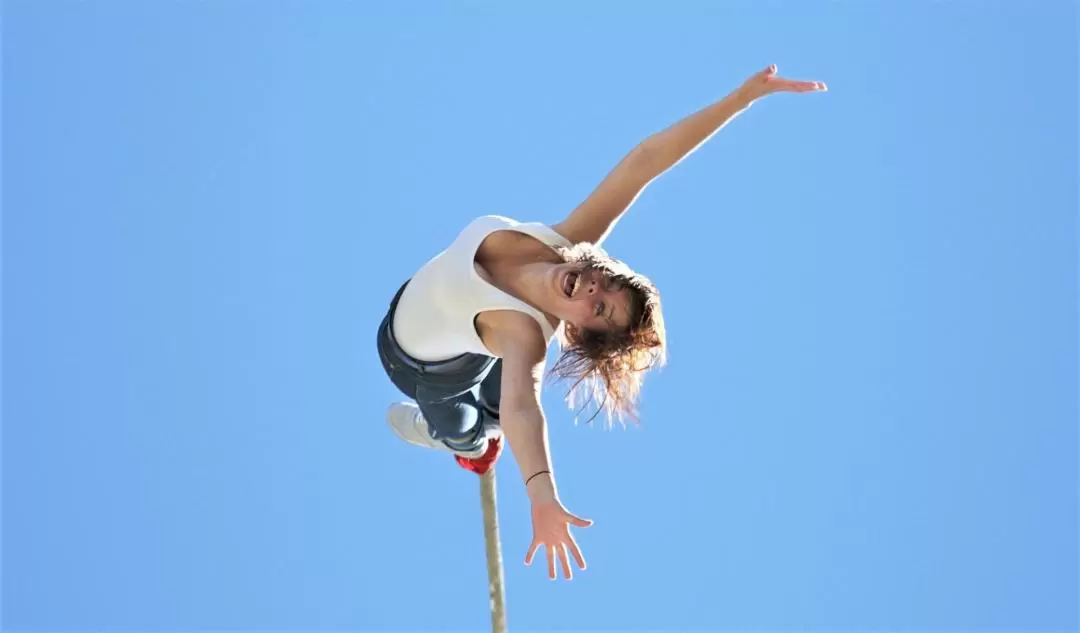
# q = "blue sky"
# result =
<box><xmin>4</xmin><ymin>1</ymin><xmax>1077</xmax><ymax>631</ymax></box>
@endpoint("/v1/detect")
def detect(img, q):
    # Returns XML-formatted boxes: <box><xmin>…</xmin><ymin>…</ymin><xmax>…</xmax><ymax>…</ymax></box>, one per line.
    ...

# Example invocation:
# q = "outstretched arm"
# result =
<box><xmin>553</xmin><ymin>64</ymin><xmax>826</xmax><ymax>246</ymax></box>
<box><xmin>484</xmin><ymin>312</ymin><xmax>593</xmax><ymax>581</ymax></box>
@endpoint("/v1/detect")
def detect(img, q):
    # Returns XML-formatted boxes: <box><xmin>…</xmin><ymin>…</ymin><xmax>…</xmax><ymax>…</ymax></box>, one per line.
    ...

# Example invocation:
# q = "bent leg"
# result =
<box><xmin>477</xmin><ymin>359</ymin><xmax>502</xmax><ymax>421</ymax></box>
<box><xmin>414</xmin><ymin>383</ymin><xmax>487</xmax><ymax>453</ymax></box>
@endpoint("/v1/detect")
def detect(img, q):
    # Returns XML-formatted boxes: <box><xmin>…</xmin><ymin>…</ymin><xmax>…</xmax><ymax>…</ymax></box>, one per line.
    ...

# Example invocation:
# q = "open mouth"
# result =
<box><xmin>562</xmin><ymin>271</ymin><xmax>580</xmax><ymax>298</ymax></box>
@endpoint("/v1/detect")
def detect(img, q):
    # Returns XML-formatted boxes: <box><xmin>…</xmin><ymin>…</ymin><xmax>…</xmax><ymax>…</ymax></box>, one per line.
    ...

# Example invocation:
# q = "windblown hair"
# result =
<box><xmin>548</xmin><ymin>242</ymin><xmax>667</xmax><ymax>427</ymax></box>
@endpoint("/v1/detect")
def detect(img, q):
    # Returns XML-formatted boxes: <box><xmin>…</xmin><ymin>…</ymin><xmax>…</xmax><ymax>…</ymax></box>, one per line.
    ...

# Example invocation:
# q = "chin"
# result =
<box><xmin>550</xmin><ymin>267</ymin><xmax>566</xmax><ymax>300</ymax></box>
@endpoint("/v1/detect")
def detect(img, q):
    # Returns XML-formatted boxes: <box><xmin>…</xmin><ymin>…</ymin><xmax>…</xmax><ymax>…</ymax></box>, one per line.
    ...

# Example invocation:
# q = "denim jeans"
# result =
<box><xmin>376</xmin><ymin>280</ymin><xmax>501</xmax><ymax>452</ymax></box>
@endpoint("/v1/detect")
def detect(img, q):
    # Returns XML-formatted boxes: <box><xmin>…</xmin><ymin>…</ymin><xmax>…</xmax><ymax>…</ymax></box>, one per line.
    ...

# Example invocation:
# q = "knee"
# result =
<box><xmin>420</xmin><ymin>401</ymin><xmax>480</xmax><ymax>441</ymax></box>
<box><xmin>478</xmin><ymin>386</ymin><xmax>500</xmax><ymax>418</ymax></box>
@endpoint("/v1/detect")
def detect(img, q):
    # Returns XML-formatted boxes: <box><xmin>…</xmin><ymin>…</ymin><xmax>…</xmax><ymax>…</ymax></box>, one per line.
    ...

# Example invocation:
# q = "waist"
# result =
<box><xmin>382</xmin><ymin>280</ymin><xmax>495</xmax><ymax>378</ymax></box>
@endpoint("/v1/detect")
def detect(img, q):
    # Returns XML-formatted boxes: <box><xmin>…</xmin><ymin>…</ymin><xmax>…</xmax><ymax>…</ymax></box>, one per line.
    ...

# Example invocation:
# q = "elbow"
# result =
<box><xmin>630</xmin><ymin>139</ymin><xmax>667</xmax><ymax>175</ymax></box>
<box><xmin>500</xmin><ymin>402</ymin><xmax>543</xmax><ymax>421</ymax></box>
<box><xmin>498</xmin><ymin>403</ymin><xmax>547</xmax><ymax>432</ymax></box>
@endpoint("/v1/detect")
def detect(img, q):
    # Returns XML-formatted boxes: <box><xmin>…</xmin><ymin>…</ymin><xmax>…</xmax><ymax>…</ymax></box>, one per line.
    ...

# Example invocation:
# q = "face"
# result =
<box><xmin>550</xmin><ymin>263</ymin><xmax>633</xmax><ymax>333</ymax></box>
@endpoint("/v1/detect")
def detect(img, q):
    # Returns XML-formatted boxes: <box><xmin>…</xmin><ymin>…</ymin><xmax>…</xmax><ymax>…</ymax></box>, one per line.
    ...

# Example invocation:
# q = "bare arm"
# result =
<box><xmin>553</xmin><ymin>64</ymin><xmax>826</xmax><ymax>246</ymax></box>
<box><xmin>551</xmin><ymin>145</ymin><xmax>658</xmax><ymax>246</ymax></box>
<box><xmin>483</xmin><ymin>312</ymin><xmax>592</xmax><ymax>580</ymax></box>
<box><xmin>552</xmin><ymin>89</ymin><xmax>752</xmax><ymax>246</ymax></box>
<box><xmin>485</xmin><ymin>313</ymin><xmax>560</xmax><ymax>501</ymax></box>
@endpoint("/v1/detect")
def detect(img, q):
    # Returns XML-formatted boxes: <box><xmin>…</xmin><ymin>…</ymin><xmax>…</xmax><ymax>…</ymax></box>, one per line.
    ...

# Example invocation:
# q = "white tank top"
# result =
<box><xmin>391</xmin><ymin>215</ymin><xmax>572</xmax><ymax>361</ymax></box>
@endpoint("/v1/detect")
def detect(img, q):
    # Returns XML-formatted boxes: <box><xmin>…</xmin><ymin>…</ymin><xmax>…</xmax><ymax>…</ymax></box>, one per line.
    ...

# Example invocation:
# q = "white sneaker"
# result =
<box><xmin>386</xmin><ymin>402</ymin><xmax>490</xmax><ymax>459</ymax></box>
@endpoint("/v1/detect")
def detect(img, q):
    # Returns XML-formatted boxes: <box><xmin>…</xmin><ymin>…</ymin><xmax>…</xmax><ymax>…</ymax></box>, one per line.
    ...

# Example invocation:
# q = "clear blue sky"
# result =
<box><xmin>4</xmin><ymin>1</ymin><xmax>1077</xmax><ymax>631</ymax></box>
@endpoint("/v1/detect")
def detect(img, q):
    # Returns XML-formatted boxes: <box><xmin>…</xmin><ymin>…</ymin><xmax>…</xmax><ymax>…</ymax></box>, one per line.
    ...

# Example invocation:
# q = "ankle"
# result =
<box><xmin>442</xmin><ymin>432</ymin><xmax>486</xmax><ymax>455</ymax></box>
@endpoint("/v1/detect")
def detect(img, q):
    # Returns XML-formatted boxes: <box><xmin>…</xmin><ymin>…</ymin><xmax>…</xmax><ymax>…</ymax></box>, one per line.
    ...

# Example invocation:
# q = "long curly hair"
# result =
<box><xmin>547</xmin><ymin>242</ymin><xmax>667</xmax><ymax>426</ymax></box>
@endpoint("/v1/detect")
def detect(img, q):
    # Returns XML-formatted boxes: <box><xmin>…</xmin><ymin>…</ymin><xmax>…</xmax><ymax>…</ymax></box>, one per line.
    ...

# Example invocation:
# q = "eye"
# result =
<box><xmin>595</xmin><ymin>301</ymin><xmax>605</xmax><ymax>317</ymax></box>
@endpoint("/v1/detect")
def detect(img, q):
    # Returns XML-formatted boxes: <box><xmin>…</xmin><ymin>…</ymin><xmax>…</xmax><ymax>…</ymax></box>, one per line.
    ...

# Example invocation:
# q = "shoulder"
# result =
<box><xmin>482</xmin><ymin>310</ymin><xmax>551</xmax><ymax>407</ymax></box>
<box><xmin>463</xmin><ymin>215</ymin><xmax>574</xmax><ymax>248</ymax></box>
<box><xmin>478</xmin><ymin>310</ymin><xmax>550</xmax><ymax>365</ymax></box>
<box><xmin>460</xmin><ymin>214</ymin><xmax>517</xmax><ymax>234</ymax></box>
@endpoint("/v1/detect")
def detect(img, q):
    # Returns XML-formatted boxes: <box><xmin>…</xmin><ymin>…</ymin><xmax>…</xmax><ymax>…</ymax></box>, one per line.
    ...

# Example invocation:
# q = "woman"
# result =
<box><xmin>376</xmin><ymin>64</ymin><xmax>826</xmax><ymax>581</ymax></box>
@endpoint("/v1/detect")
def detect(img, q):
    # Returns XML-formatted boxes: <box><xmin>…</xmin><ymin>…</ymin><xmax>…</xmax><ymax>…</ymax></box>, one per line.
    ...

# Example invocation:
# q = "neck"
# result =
<box><xmin>501</xmin><ymin>260</ymin><xmax>559</xmax><ymax>316</ymax></box>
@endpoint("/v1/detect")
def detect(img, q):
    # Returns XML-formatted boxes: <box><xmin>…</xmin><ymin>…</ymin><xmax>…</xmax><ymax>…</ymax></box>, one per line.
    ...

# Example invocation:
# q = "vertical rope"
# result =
<box><xmin>480</xmin><ymin>468</ymin><xmax>508</xmax><ymax>633</ymax></box>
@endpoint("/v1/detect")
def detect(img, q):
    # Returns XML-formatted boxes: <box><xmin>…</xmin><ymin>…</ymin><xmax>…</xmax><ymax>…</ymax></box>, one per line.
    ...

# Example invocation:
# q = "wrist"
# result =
<box><xmin>525</xmin><ymin>470</ymin><xmax>557</xmax><ymax>503</ymax></box>
<box><xmin>732</xmin><ymin>84</ymin><xmax>761</xmax><ymax>107</ymax></box>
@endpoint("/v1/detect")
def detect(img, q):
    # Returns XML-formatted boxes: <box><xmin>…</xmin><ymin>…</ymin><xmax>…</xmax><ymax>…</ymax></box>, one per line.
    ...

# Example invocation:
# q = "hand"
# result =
<box><xmin>525</xmin><ymin>499</ymin><xmax>593</xmax><ymax>580</ymax></box>
<box><xmin>739</xmin><ymin>64</ymin><xmax>827</xmax><ymax>100</ymax></box>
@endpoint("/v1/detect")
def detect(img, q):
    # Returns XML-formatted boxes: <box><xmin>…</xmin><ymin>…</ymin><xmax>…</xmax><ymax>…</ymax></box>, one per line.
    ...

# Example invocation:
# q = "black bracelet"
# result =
<box><xmin>525</xmin><ymin>470</ymin><xmax>551</xmax><ymax>487</ymax></box>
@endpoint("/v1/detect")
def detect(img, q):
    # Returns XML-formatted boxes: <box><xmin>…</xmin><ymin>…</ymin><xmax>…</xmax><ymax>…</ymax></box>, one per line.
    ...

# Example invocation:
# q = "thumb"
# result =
<box><xmin>563</xmin><ymin>510</ymin><xmax>594</xmax><ymax>528</ymax></box>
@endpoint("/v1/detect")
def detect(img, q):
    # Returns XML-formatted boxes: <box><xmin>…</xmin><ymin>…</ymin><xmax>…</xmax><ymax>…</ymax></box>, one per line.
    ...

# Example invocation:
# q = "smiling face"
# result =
<box><xmin>550</xmin><ymin>263</ymin><xmax>633</xmax><ymax>333</ymax></box>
